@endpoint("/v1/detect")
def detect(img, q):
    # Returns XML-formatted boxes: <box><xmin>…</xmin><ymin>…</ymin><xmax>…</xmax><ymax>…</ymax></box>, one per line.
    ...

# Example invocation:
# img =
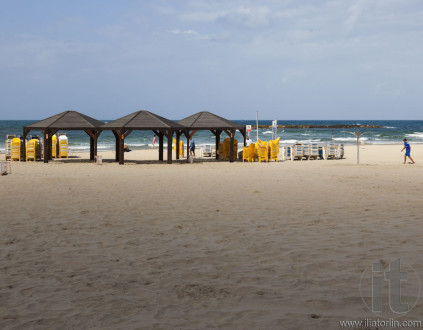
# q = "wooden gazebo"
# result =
<box><xmin>23</xmin><ymin>111</ymin><xmax>104</xmax><ymax>163</ymax></box>
<box><xmin>177</xmin><ymin>111</ymin><xmax>246</xmax><ymax>162</ymax></box>
<box><xmin>100</xmin><ymin>110</ymin><xmax>185</xmax><ymax>165</ymax></box>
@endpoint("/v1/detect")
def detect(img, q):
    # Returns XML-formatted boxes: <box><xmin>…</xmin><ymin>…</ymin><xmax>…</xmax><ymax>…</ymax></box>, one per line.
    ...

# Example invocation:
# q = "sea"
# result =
<box><xmin>1</xmin><ymin>120</ymin><xmax>423</xmax><ymax>153</ymax></box>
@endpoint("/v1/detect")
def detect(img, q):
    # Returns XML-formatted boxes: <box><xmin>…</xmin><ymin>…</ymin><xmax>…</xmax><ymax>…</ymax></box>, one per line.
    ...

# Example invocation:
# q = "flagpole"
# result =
<box><xmin>256</xmin><ymin>111</ymin><xmax>259</xmax><ymax>142</ymax></box>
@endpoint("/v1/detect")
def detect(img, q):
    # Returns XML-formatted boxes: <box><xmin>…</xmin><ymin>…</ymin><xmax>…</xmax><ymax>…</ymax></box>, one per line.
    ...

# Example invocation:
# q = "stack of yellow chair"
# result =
<box><xmin>58</xmin><ymin>135</ymin><xmax>68</xmax><ymax>158</ymax></box>
<box><xmin>217</xmin><ymin>142</ymin><xmax>224</xmax><ymax>160</ymax></box>
<box><xmin>222</xmin><ymin>138</ymin><xmax>238</xmax><ymax>161</ymax></box>
<box><xmin>242</xmin><ymin>143</ymin><xmax>256</xmax><ymax>162</ymax></box>
<box><xmin>26</xmin><ymin>139</ymin><xmax>38</xmax><ymax>161</ymax></box>
<box><xmin>256</xmin><ymin>139</ymin><xmax>268</xmax><ymax>162</ymax></box>
<box><xmin>10</xmin><ymin>138</ymin><xmax>21</xmax><ymax>161</ymax></box>
<box><xmin>52</xmin><ymin>134</ymin><xmax>57</xmax><ymax>158</ymax></box>
<box><xmin>222</xmin><ymin>138</ymin><xmax>230</xmax><ymax>160</ymax></box>
<box><xmin>173</xmin><ymin>138</ymin><xmax>184</xmax><ymax>157</ymax></box>
<box><xmin>269</xmin><ymin>137</ymin><xmax>280</xmax><ymax>162</ymax></box>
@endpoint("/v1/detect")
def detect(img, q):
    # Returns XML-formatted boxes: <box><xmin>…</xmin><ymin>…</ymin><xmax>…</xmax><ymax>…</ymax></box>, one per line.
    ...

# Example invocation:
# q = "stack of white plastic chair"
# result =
<box><xmin>291</xmin><ymin>144</ymin><xmax>304</xmax><ymax>161</ymax></box>
<box><xmin>324</xmin><ymin>143</ymin><xmax>337</xmax><ymax>160</ymax></box>
<box><xmin>310</xmin><ymin>144</ymin><xmax>319</xmax><ymax>160</ymax></box>
<box><xmin>336</xmin><ymin>144</ymin><xmax>344</xmax><ymax>159</ymax></box>
<box><xmin>302</xmin><ymin>144</ymin><xmax>311</xmax><ymax>160</ymax></box>
<box><xmin>282</xmin><ymin>146</ymin><xmax>291</xmax><ymax>161</ymax></box>
<box><xmin>204</xmin><ymin>144</ymin><xmax>213</xmax><ymax>157</ymax></box>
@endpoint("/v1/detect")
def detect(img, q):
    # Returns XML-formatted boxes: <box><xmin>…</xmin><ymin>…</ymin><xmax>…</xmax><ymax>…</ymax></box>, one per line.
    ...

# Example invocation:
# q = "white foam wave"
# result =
<box><xmin>125</xmin><ymin>143</ymin><xmax>148</xmax><ymax>147</ymax></box>
<box><xmin>405</xmin><ymin>132</ymin><xmax>423</xmax><ymax>139</ymax></box>
<box><xmin>262</xmin><ymin>131</ymin><xmax>273</xmax><ymax>135</ymax></box>
<box><xmin>385</xmin><ymin>126</ymin><xmax>396</xmax><ymax>129</ymax></box>
<box><xmin>333</xmin><ymin>137</ymin><xmax>368</xmax><ymax>142</ymax></box>
<box><xmin>68</xmin><ymin>146</ymin><xmax>91</xmax><ymax>150</ymax></box>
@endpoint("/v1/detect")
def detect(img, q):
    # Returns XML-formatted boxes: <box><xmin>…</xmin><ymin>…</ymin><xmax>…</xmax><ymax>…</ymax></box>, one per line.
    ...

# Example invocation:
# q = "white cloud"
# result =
<box><xmin>181</xmin><ymin>5</ymin><xmax>273</xmax><ymax>28</ymax></box>
<box><xmin>169</xmin><ymin>29</ymin><xmax>199</xmax><ymax>36</ymax></box>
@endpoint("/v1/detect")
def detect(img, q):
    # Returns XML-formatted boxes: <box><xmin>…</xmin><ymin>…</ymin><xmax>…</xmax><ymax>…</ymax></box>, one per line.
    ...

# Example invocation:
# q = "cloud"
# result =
<box><xmin>181</xmin><ymin>5</ymin><xmax>273</xmax><ymax>28</ymax></box>
<box><xmin>167</xmin><ymin>28</ymin><xmax>216</xmax><ymax>41</ymax></box>
<box><xmin>169</xmin><ymin>29</ymin><xmax>199</xmax><ymax>36</ymax></box>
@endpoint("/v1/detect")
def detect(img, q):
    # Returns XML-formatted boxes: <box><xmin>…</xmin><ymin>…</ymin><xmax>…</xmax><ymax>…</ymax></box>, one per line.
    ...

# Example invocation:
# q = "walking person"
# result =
<box><xmin>152</xmin><ymin>134</ymin><xmax>157</xmax><ymax>149</ymax></box>
<box><xmin>189</xmin><ymin>137</ymin><xmax>195</xmax><ymax>157</ymax></box>
<box><xmin>401</xmin><ymin>139</ymin><xmax>415</xmax><ymax>164</ymax></box>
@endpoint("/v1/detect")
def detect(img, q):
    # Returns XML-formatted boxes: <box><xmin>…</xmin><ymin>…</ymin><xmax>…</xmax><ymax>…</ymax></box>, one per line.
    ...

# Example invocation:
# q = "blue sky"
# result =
<box><xmin>1</xmin><ymin>0</ymin><xmax>422</xmax><ymax>120</ymax></box>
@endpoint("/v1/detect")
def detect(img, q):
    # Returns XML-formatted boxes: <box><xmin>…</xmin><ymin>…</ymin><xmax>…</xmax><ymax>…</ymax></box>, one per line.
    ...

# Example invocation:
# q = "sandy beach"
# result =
<box><xmin>1</xmin><ymin>144</ymin><xmax>423</xmax><ymax>329</ymax></box>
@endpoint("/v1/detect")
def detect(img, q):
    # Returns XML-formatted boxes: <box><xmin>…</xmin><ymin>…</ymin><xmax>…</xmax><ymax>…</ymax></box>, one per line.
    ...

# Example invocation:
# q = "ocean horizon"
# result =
<box><xmin>1</xmin><ymin>119</ymin><xmax>423</xmax><ymax>153</ymax></box>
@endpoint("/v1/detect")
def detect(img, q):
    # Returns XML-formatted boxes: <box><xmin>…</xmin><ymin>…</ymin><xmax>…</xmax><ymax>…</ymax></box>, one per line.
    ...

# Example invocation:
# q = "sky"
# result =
<box><xmin>1</xmin><ymin>0</ymin><xmax>423</xmax><ymax>120</ymax></box>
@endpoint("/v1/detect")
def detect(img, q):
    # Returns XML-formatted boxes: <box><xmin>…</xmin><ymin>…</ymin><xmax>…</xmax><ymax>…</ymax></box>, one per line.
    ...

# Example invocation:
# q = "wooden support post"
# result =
<box><xmin>94</xmin><ymin>132</ymin><xmax>99</xmax><ymax>159</ymax></box>
<box><xmin>215</xmin><ymin>130</ymin><xmax>221</xmax><ymax>160</ymax></box>
<box><xmin>185</xmin><ymin>130</ymin><xmax>190</xmax><ymax>162</ymax></box>
<box><xmin>119</xmin><ymin>131</ymin><xmax>125</xmax><ymax>165</ymax></box>
<box><xmin>84</xmin><ymin>129</ymin><xmax>97</xmax><ymax>161</ymax></box>
<box><xmin>90</xmin><ymin>136</ymin><xmax>94</xmax><ymax>160</ymax></box>
<box><xmin>48</xmin><ymin>135</ymin><xmax>52</xmax><ymax>160</ymax></box>
<box><xmin>167</xmin><ymin>131</ymin><xmax>173</xmax><ymax>164</ymax></box>
<box><xmin>112</xmin><ymin>131</ymin><xmax>119</xmax><ymax>161</ymax></box>
<box><xmin>43</xmin><ymin>130</ymin><xmax>49</xmax><ymax>163</ymax></box>
<box><xmin>159</xmin><ymin>133</ymin><xmax>164</xmax><ymax>161</ymax></box>
<box><xmin>176</xmin><ymin>132</ymin><xmax>180</xmax><ymax>160</ymax></box>
<box><xmin>230</xmin><ymin>130</ymin><xmax>235</xmax><ymax>163</ymax></box>
<box><xmin>22</xmin><ymin>129</ymin><xmax>28</xmax><ymax>162</ymax></box>
<box><xmin>242</xmin><ymin>129</ymin><xmax>247</xmax><ymax>146</ymax></box>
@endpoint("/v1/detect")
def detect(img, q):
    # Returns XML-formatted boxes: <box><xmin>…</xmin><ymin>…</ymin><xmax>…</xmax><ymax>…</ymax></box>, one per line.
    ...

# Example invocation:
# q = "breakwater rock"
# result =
<box><xmin>257</xmin><ymin>124</ymin><xmax>383</xmax><ymax>129</ymax></box>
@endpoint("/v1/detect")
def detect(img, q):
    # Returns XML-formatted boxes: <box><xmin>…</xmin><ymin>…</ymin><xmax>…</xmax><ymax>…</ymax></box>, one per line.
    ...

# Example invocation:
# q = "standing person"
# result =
<box><xmin>246</xmin><ymin>135</ymin><xmax>253</xmax><ymax>147</ymax></box>
<box><xmin>152</xmin><ymin>134</ymin><xmax>157</xmax><ymax>149</ymax></box>
<box><xmin>189</xmin><ymin>137</ymin><xmax>195</xmax><ymax>157</ymax></box>
<box><xmin>401</xmin><ymin>139</ymin><xmax>415</xmax><ymax>164</ymax></box>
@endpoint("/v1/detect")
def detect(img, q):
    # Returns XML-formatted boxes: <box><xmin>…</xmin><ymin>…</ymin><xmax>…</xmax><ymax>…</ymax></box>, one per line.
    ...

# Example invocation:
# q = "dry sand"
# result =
<box><xmin>1</xmin><ymin>144</ymin><xmax>423</xmax><ymax>329</ymax></box>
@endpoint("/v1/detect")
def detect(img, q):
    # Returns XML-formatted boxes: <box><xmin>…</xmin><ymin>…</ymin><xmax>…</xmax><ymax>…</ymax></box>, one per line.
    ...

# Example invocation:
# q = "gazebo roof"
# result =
<box><xmin>24</xmin><ymin>110</ymin><xmax>104</xmax><ymax>130</ymax></box>
<box><xmin>101</xmin><ymin>110</ymin><xmax>185</xmax><ymax>130</ymax></box>
<box><xmin>177</xmin><ymin>111</ymin><xmax>244</xmax><ymax>130</ymax></box>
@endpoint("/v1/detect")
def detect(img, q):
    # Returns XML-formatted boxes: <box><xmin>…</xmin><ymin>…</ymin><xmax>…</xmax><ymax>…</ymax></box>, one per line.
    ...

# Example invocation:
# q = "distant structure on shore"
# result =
<box><xmin>258</xmin><ymin>124</ymin><xmax>383</xmax><ymax>129</ymax></box>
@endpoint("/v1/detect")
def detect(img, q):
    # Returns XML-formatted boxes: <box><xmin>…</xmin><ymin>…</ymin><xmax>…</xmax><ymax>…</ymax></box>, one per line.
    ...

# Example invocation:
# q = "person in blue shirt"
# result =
<box><xmin>189</xmin><ymin>137</ymin><xmax>196</xmax><ymax>157</ymax></box>
<box><xmin>401</xmin><ymin>139</ymin><xmax>415</xmax><ymax>164</ymax></box>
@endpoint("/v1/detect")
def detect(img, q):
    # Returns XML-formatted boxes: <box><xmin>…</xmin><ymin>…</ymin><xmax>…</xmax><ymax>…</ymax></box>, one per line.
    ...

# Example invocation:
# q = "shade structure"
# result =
<box><xmin>177</xmin><ymin>111</ymin><xmax>246</xmax><ymax>162</ymax></box>
<box><xmin>178</xmin><ymin>111</ymin><xmax>245</xmax><ymax>131</ymax></box>
<box><xmin>100</xmin><ymin>110</ymin><xmax>186</xmax><ymax>164</ymax></box>
<box><xmin>23</xmin><ymin>110</ymin><xmax>104</xmax><ymax>163</ymax></box>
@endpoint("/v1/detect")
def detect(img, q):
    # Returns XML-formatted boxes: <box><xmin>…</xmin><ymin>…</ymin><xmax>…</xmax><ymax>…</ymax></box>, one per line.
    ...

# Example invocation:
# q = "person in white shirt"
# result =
<box><xmin>246</xmin><ymin>136</ymin><xmax>253</xmax><ymax>147</ymax></box>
